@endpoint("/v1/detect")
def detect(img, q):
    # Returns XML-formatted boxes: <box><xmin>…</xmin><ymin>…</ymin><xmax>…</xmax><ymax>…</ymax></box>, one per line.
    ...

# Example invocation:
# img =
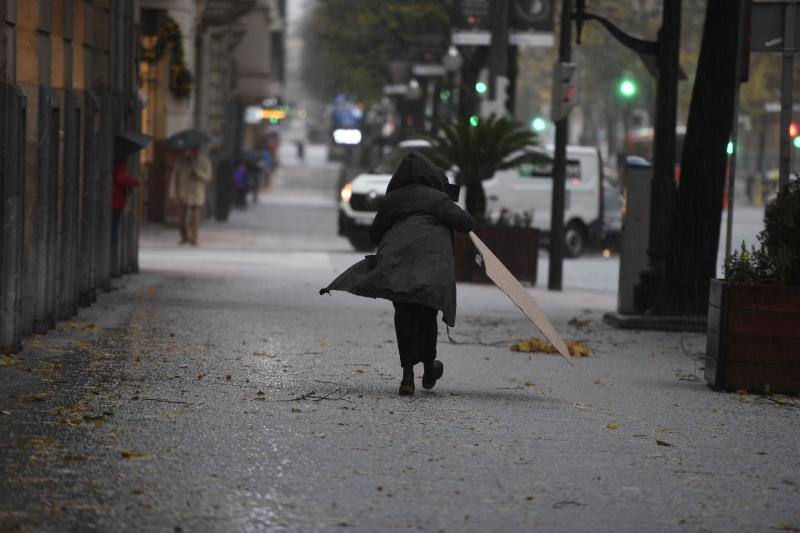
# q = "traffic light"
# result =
<box><xmin>475</xmin><ymin>81</ymin><xmax>488</xmax><ymax>95</ymax></box>
<box><xmin>790</xmin><ymin>121</ymin><xmax>799</xmax><ymax>139</ymax></box>
<box><xmin>531</xmin><ymin>116</ymin><xmax>547</xmax><ymax>132</ymax></box>
<box><xmin>618</xmin><ymin>76</ymin><xmax>638</xmax><ymax>99</ymax></box>
<box><xmin>439</xmin><ymin>89</ymin><xmax>451</xmax><ymax>101</ymax></box>
<box><xmin>726</xmin><ymin>140</ymin><xmax>734</xmax><ymax>155</ymax></box>
<box><xmin>469</xmin><ymin>115</ymin><xmax>480</xmax><ymax>127</ymax></box>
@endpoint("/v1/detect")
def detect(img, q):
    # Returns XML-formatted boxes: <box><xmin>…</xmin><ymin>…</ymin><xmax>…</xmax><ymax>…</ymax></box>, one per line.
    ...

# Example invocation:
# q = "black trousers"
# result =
<box><xmin>393</xmin><ymin>302</ymin><xmax>438</xmax><ymax>368</ymax></box>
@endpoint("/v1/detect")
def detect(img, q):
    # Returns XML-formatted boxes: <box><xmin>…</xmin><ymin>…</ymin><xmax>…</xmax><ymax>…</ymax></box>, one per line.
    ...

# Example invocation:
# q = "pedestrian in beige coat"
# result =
<box><xmin>168</xmin><ymin>148</ymin><xmax>212</xmax><ymax>245</ymax></box>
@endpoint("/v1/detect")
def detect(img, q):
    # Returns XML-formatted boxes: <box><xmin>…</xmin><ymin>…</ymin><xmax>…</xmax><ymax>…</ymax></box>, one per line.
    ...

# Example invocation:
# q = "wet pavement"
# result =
<box><xmin>1</xmin><ymin>153</ymin><xmax>798</xmax><ymax>532</ymax></box>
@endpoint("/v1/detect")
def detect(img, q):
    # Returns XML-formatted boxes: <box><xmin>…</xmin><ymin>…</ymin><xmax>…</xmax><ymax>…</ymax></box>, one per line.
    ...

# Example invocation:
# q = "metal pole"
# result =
<box><xmin>778</xmin><ymin>0</ymin><xmax>796</xmax><ymax>192</ymax></box>
<box><xmin>647</xmin><ymin>0</ymin><xmax>681</xmax><ymax>290</ymax></box>
<box><xmin>725</xmin><ymin>0</ymin><xmax>748</xmax><ymax>261</ymax></box>
<box><xmin>548</xmin><ymin>0</ymin><xmax>573</xmax><ymax>291</ymax></box>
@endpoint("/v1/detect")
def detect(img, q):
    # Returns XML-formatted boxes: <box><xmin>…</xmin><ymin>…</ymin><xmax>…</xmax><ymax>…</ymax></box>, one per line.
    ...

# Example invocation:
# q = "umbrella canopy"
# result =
<box><xmin>164</xmin><ymin>129</ymin><xmax>214</xmax><ymax>151</ymax></box>
<box><xmin>114</xmin><ymin>132</ymin><xmax>153</xmax><ymax>162</ymax></box>
<box><xmin>468</xmin><ymin>231</ymin><xmax>573</xmax><ymax>365</ymax></box>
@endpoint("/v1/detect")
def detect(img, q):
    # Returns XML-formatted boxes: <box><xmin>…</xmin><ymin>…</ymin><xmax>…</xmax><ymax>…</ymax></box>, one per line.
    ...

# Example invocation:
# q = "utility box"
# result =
<box><xmin>617</xmin><ymin>156</ymin><xmax>652</xmax><ymax>314</ymax></box>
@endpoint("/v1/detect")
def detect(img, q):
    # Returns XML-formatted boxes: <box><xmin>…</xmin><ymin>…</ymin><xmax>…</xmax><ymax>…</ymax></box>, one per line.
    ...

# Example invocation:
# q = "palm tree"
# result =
<box><xmin>427</xmin><ymin>115</ymin><xmax>546</xmax><ymax>218</ymax></box>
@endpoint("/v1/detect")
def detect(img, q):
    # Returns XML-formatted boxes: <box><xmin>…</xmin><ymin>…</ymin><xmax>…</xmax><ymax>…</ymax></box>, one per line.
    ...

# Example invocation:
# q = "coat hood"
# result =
<box><xmin>386</xmin><ymin>151</ymin><xmax>448</xmax><ymax>194</ymax></box>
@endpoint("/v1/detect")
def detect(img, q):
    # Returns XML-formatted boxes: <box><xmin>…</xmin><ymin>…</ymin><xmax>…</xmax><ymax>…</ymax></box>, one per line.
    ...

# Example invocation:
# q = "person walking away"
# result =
<box><xmin>112</xmin><ymin>158</ymin><xmax>139</xmax><ymax>245</ymax></box>
<box><xmin>168</xmin><ymin>147</ymin><xmax>212</xmax><ymax>245</ymax></box>
<box><xmin>320</xmin><ymin>152</ymin><xmax>474</xmax><ymax>396</ymax></box>
<box><xmin>233</xmin><ymin>161</ymin><xmax>248</xmax><ymax>208</ymax></box>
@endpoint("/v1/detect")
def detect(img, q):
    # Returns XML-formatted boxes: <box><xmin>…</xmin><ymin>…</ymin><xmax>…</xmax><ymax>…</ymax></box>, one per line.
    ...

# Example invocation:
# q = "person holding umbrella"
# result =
<box><xmin>113</xmin><ymin>132</ymin><xmax>152</xmax><ymax>245</ymax></box>
<box><xmin>166</xmin><ymin>130</ymin><xmax>213</xmax><ymax>246</ymax></box>
<box><xmin>320</xmin><ymin>151</ymin><xmax>474</xmax><ymax>396</ymax></box>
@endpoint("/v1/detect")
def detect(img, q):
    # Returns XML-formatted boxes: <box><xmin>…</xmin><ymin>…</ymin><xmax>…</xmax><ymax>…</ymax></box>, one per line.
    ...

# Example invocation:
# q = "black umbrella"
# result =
<box><xmin>165</xmin><ymin>129</ymin><xmax>214</xmax><ymax>151</ymax></box>
<box><xmin>114</xmin><ymin>132</ymin><xmax>153</xmax><ymax>162</ymax></box>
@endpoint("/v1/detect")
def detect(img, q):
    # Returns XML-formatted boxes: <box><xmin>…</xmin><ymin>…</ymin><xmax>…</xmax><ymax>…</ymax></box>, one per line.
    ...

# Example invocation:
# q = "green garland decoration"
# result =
<box><xmin>141</xmin><ymin>18</ymin><xmax>193</xmax><ymax>99</ymax></box>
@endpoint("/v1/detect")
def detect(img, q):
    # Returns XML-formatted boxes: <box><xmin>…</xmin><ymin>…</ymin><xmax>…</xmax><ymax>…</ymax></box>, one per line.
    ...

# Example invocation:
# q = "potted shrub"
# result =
<box><xmin>706</xmin><ymin>180</ymin><xmax>800</xmax><ymax>394</ymax></box>
<box><xmin>427</xmin><ymin>115</ymin><xmax>545</xmax><ymax>284</ymax></box>
<box><xmin>453</xmin><ymin>210</ymin><xmax>539</xmax><ymax>284</ymax></box>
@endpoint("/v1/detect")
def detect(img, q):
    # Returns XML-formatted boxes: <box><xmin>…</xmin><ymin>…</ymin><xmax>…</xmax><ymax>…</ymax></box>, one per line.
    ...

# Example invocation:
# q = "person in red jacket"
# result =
<box><xmin>112</xmin><ymin>159</ymin><xmax>140</xmax><ymax>243</ymax></box>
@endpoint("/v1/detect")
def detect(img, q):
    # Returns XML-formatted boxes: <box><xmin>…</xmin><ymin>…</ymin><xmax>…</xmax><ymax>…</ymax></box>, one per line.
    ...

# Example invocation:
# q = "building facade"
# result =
<box><xmin>137</xmin><ymin>0</ymin><xmax>285</xmax><ymax>222</ymax></box>
<box><xmin>0</xmin><ymin>0</ymin><xmax>140</xmax><ymax>353</ymax></box>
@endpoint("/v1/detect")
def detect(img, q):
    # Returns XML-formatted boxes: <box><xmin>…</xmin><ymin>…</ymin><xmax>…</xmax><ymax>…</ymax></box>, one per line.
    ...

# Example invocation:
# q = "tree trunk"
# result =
<box><xmin>669</xmin><ymin>0</ymin><xmax>744</xmax><ymax>314</ymax></box>
<box><xmin>465</xmin><ymin>182</ymin><xmax>487</xmax><ymax>219</ymax></box>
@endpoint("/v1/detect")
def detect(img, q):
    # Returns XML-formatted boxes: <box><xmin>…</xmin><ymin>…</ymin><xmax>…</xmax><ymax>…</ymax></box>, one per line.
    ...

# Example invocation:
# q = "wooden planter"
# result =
<box><xmin>454</xmin><ymin>226</ymin><xmax>539</xmax><ymax>284</ymax></box>
<box><xmin>705</xmin><ymin>279</ymin><xmax>800</xmax><ymax>394</ymax></box>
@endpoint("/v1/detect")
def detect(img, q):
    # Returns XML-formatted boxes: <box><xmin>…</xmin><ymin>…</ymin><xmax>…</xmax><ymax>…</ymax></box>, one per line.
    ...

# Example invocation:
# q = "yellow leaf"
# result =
<box><xmin>291</xmin><ymin>408</ymin><xmax>302</xmax><ymax>413</ymax></box>
<box><xmin>607</xmin><ymin>421</ymin><xmax>619</xmax><ymax>430</ymax></box>
<box><xmin>659</xmin><ymin>427</ymin><xmax>673</xmax><ymax>433</ymax></box>
<box><xmin>120</xmin><ymin>450</ymin><xmax>148</xmax><ymax>459</ymax></box>
<box><xmin>511</xmin><ymin>338</ymin><xmax>591</xmax><ymax>357</ymax></box>
<box><xmin>566</xmin><ymin>341</ymin><xmax>592</xmax><ymax>357</ymax></box>
<box><xmin>320</xmin><ymin>340</ymin><xmax>330</xmax><ymax>348</ymax></box>
<box><xmin>0</xmin><ymin>358</ymin><xmax>19</xmax><ymax>367</ymax></box>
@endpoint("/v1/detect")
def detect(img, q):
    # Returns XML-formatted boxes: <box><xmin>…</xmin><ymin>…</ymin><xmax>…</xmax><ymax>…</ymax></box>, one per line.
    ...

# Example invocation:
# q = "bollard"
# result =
<box><xmin>0</xmin><ymin>86</ymin><xmax>27</xmax><ymax>353</ymax></box>
<box><xmin>79</xmin><ymin>92</ymin><xmax>99</xmax><ymax>306</ymax></box>
<box><xmin>58</xmin><ymin>90</ymin><xmax>81</xmax><ymax>319</ymax></box>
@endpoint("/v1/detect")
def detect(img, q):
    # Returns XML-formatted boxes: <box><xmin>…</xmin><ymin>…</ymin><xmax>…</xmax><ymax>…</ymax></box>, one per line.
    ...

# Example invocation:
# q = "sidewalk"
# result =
<box><xmin>1</xmin><ymin>184</ymin><xmax>798</xmax><ymax>532</ymax></box>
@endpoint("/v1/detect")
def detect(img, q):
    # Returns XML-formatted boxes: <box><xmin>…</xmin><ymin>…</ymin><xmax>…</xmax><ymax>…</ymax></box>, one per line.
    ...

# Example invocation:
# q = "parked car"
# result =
<box><xmin>338</xmin><ymin>140</ymin><xmax>608</xmax><ymax>257</ymax></box>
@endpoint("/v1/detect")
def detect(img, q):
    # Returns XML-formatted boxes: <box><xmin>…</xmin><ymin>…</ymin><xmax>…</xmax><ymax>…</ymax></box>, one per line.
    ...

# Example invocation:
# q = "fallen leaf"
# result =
<box><xmin>774</xmin><ymin>524</ymin><xmax>800</xmax><ymax>532</ymax></box>
<box><xmin>120</xmin><ymin>450</ymin><xmax>148</xmax><ymax>459</ymax></box>
<box><xmin>607</xmin><ymin>421</ymin><xmax>619</xmax><ymax>430</ymax></box>
<box><xmin>3</xmin><ymin>346</ymin><xmax>11</xmax><ymax>357</ymax></box>
<box><xmin>0</xmin><ymin>358</ymin><xmax>19</xmax><ymax>367</ymax></box>
<box><xmin>225</xmin><ymin>374</ymin><xmax>232</xmax><ymax>380</ymax></box>
<box><xmin>320</xmin><ymin>340</ymin><xmax>329</xmax><ymax>348</ymax></box>
<box><xmin>525</xmin><ymin>380</ymin><xmax>535</xmax><ymax>387</ymax></box>
<box><xmin>63</xmin><ymin>455</ymin><xmax>87</xmax><ymax>462</ymax></box>
<box><xmin>659</xmin><ymin>427</ymin><xmax>673</xmax><ymax>433</ymax></box>
<box><xmin>0</xmin><ymin>410</ymin><xmax>11</xmax><ymax>415</ymax></box>
<box><xmin>29</xmin><ymin>438</ymin><xmax>57</xmax><ymax>448</ymax></box>
<box><xmin>656</xmin><ymin>440</ymin><xmax>672</xmax><ymax>447</ymax></box>
<box><xmin>291</xmin><ymin>408</ymin><xmax>302</xmax><ymax>413</ymax></box>
<box><xmin>736</xmin><ymin>389</ymin><xmax>751</xmax><ymax>396</ymax></box>
<box><xmin>510</xmin><ymin>338</ymin><xmax>591</xmax><ymax>357</ymax></box>
<box><xmin>256</xmin><ymin>390</ymin><xmax>265</xmax><ymax>396</ymax></box>
<box><xmin>9</xmin><ymin>393</ymin><xmax>49</xmax><ymax>402</ymax></box>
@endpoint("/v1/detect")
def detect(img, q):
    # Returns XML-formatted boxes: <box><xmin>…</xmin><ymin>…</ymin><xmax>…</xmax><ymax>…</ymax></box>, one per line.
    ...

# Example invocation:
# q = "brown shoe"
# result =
<box><xmin>398</xmin><ymin>381</ymin><xmax>415</xmax><ymax>396</ymax></box>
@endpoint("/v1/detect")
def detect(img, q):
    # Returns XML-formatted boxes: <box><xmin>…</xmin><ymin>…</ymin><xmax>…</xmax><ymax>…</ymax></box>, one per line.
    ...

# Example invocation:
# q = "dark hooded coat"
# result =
<box><xmin>320</xmin><ymin>151</ymin><xmax>474</xmax><ymax>326</ymax></box>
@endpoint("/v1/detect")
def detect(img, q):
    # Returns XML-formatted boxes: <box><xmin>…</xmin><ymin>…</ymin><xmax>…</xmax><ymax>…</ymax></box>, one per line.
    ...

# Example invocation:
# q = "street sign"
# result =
<box><xmin>551</xmin><ymin>62</ymin><xmax>578</xmax><ymax>121</ymax></box>
<box><xmin>751</xmin><ymin>2</ymin><xmax>800</xmax><ymax>52</ymax></box>
<box><xmin>412</xmin><ymin>64</ymin><xmax>446</xmax><ymax>77</ymax></box>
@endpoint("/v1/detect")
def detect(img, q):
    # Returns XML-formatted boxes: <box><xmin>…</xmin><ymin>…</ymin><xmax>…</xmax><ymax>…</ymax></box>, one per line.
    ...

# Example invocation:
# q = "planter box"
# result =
<box><xmin>705</xmin><ymin>279</ymin><xmax>800</xmax><ymax>394</ymax></box>
<box><xmin>454</xmin><ymin>226</ymin><xmax>539</xmax><ymax>284</ymax></box>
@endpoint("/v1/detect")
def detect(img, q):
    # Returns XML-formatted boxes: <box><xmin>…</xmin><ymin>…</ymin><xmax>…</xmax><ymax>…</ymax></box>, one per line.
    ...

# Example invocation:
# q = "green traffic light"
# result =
<box><xmin>475</xmin><ymin>81</ymin><xmax>487</xmax><ymax>94</ymax></box>
<box><xmin>439</xmin><ymin>89</ymin><xmax>451</xmax><ymax>101</ymax></box>
<box><xmin>618</xmin><ymin>78</ymin><xmax>637</xmax><ymax>99</ymax></box>
<box><xmin>469</xmin><ymin>115</ymin><xmax>479</xmax><ymax>127</ymax></box>
<box><xmin>726</xmin><ymin>140</ymin><xmax>734</xmax><ymax>155</ymax></box>
<box><xmin>794</xmin><ymin>136</ymin><xmax>800</xmax><ymax>149</ymax></box>
<box><xmin>531</xmin><ymin>117</ymin><xmax>547</xmax><ymax>132</ymax></box>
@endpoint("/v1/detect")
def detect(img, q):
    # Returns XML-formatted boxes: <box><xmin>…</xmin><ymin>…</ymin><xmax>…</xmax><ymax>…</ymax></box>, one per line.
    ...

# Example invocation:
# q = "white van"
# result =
<box><xmin>338</xmin><ymin>141</ymin><xmax>604</xmax><ymax>257</ymax></box>
<box><xmin>483</xmin><ymin>144</ymin><xmax>604</xmax><ymax>257</ymax></box>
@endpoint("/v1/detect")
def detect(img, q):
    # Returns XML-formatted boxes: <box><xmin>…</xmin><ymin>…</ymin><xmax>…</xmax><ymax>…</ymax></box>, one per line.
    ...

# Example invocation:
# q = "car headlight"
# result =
<box><xmin>340</xmin><ymin>183</ymin><xmax>353</xmax><ymax>203</ymax></box>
